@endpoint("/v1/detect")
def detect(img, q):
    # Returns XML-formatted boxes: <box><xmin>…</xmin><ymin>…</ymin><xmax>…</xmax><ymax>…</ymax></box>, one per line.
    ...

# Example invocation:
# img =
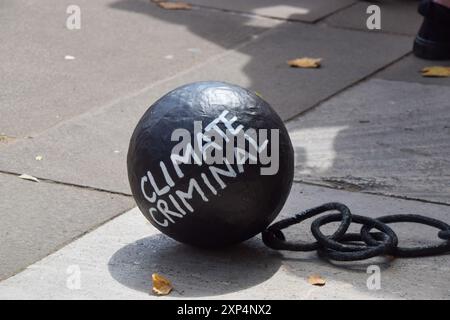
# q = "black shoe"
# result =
<box><xmin>413</xmin><ymin>0</ymin><xmax>450</xmax><ymax>60</ymax></box>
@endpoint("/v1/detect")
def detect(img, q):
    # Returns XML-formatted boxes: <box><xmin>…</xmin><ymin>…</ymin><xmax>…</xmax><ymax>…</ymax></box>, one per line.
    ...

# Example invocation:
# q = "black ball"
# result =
<box><xmin>127</xmin><ymin>82</ymin><xmax>294</xmax><ymax>248</ymax></box>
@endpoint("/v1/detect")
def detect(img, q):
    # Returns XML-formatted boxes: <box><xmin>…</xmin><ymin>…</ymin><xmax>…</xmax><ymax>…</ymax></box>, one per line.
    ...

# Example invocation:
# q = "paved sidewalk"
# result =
<box><xmin>1</xmin><ymin>0</ymin><xmax>449</xmax><ymax>298</ymax></box>
<box><xmin>288</xmin><ymin>79</ymin><xmax>450</xmax><ymax>204</ymax></box>
<box><xmin>0</xmin><ymin>174</ymin><xmax>134</xmax><ymax>281</ymax></box>
<box><xmin>1</xmin><ymin>183</ymin><xmax>449</xmax><ymax>300</ymax></box>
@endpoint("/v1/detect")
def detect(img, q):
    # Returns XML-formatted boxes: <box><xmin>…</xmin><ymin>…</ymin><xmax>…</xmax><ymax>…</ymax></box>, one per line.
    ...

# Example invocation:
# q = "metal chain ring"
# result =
<box><xmin>262</xmin><ymin>202</ymin><xmax>352</xmax><ymax>251</ymax></box>
<box><xmin>263</xmin><ymin>202</ymin><xmax>450</xmax><ymax>261</ymax></box>
<box><xmin>312</xmin><ymin>214</ymin><xmax>398</xmax><ymax>261</ymax></box>
<box><xmin>360</xmin><ymin>214</ymin><xmax>450</xmax><ymax>257</ymax></box>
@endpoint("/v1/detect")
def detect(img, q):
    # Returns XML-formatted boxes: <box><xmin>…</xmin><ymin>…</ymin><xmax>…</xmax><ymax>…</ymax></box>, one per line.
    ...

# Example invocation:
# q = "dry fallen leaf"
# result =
<box><xmin>288</xmin><ymin>57</ymin><xmax>322</xmax><ymax>68</ymax></box>
<box><xmin>307</xmin><ymin>274</ymin><xmax>326</xmax><ymax>286</ymax></box>
<box><xmin>18</xmin><ymin>174</ymin><xmax>40</xmax><ymax>183</ymax></box>
<box><xmin>0</xmin><ymin>134</ymin><xmax>14</xmax><ymax>143</ymax></box>
<box><xmin>157</xmin><ymin>1</ymin><xmax>192</xmax><ymax>10</ymax></box>
<box><xmin>35</xmin><ymin>155</ymin><xmax>43</xmax><ymax>161</ymax></box>
<box><xmin>421</xmin><ymin>66</ymin><xmax>450</xmax><ymax>77</ymax></box>
<box><xmin>152</xmin><ymin>273</ymin><xmax>173</xmax><ymax>295</ymax></box>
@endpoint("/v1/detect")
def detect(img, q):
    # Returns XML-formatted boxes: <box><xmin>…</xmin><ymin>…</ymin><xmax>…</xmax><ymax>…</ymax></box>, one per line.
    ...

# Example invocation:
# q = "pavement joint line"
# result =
<box><xmin>0</xmin><ymin>170</ymin><xmax>133</xmax><ymax>198</ymax></box>
<box><xmin>321</xmin><ymin>22</ymin><xmax>416</xmax><ymax>38</ymax></box>
<box><xmin>2</xmin><ymin>164</ymin><xmax>447</xmax><ymax>210</ymax></box>
<box><xmin>370</xmin><ymin>54</ymin><xmax>450</xmax><ymax>87</ymax></box>
<box><xmin>0</xmin><ymin>205</ymin><xmax>136</xmax><ymax>282</ymax></box>
<box><xmin>0</xmin><ymin>33</ymin><xmax>427</xmax><ymax>215</ymax></box>
<box><xmin>1</xmin><ymin>17</ymin><xmax>413</xmax><ymax>142</ymax></box>
<box><xmin>189</xmin><ymin>2</ymin><xmax>360</xmax><ymax>25</ymax></box>
<box><xmin>188</xmin><ymin>3</ymin><xmax>299</xmax><ymax>24</ymax></box>
<box><xmin>284</xmin><ymin>50</ymin><xmax>413</xmax><ymax>123</ymax></box>
<box><xmin>6</xmin><ymin>22</ymin><xmax>284</xmax><ymax>143</ymax></box>
<box><xmin>311</xmin><ymin>1</ymin><xmax>359</xmax><ymax>24</ymax></box>
<box><xmin>7</xmin><ymin>27</ymin><xmax>413</xmax><ymax>144</ymax></box>
<box><xmin>189</xmin><ymin>2</ymin><xmax>361</xmax><ymax>25</ymax></box>
<box><xmin>294</xmin><ymin>179</ymin><xmax>450</xmax><ymax>207</ymax></box>
<box><xmin>4</xmin><ymin>163</ymin><xmax>447</xmax><ymax>210</ymax></box>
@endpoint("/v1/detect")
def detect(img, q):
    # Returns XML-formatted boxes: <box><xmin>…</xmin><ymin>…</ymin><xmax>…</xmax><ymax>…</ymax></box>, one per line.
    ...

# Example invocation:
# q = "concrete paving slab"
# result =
<box><xmin>0</xmin><ymin>86</ymin><xmax>167</xmax><ymax>195</ymax></box>
<box><xmin>0</xmin><ymin>183</ymin><xmax>449</xmax><ymax>299</ymax></box>
<box><xmin>287</xmin><ymin>79</ymin><xmax>450</xmax><ymax>204</ymax></box>
<box><xmin>0</xmin><ymin>23</ymin><xmax>413</xmax><ymax>195</ymax></box>
<box><xmin>154</xmin><ymin>22</ymin><xmax>412</xmax><ymax>121</ymax></box>
<box><xmin>186</xmin><ymin>0</ymin><xmax>356</xmax><ymax>22</ymax></box>
<box><xmin>0</xmin><ymin>0</ymin><xmax>278</xmax><ymax>138</ymax></box>
<box><xmin>0</xmin><ymin>173</ymin><xmax>134</xmax><ymax>281</ymax></box>
<box><xmin>324</xmin><ymin>0</ymin><xmax>421</xmax><ymax>36</ymax></box>
<box><xmin>376</xmin><ymin>55</ymin><xmax>450</xmax><ymax>86</ymax></box>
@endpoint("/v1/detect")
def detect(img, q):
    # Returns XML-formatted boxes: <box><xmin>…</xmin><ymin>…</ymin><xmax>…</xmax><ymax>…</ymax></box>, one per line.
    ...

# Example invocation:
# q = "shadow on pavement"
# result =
<box><xmin>109</xmin><ymin>0</ymin><xmax>273</xmax><ymax>49</ymax></box>
<box><xmin>108</xmin><ymin>234</ymin><xmax>282</xmax><ymax>297</ymax></box>
<box><xmin>108</xmin><ymin>0</ymin><xmax>313</xmax><ymax>120</ymax></box>
<box><xmin>106</xmin><ymin>0</ymin><xmax>448</xmax><ymax>298</ymax></box>
<box><xmin>108</xmin><ymin>231</ymin><xmax>395</xmax><ymax>298</ymax></box>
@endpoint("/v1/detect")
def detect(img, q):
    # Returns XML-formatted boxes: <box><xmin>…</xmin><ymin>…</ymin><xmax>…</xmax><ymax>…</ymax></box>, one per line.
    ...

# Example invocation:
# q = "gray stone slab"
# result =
<box><xmin>0</xmin><ymin>89</ymin><xmax>158</xmax><ymax>195</ymax></box>
<box><xmin>0</xmin><ymin>173</ymin><xmax>134</xmax><ymax>281</ymax></box>
<box><xmin>153</xmin><ymin>23</ymin><xmax>412</xmax><ymax>121</ymax></box>
<box><xmin>376</xmin><ymin>55</ymin><xmax>450</xmax><ymax>86</ymax></box>
<box><xmin>287</xmin><ymin>79</ymin><xmax>450</xmax><ymax>204</ymax></box>
<box><xmin>187</xmin><ymin>0</ymin><xmax>356</xmax><ymax>22</ymax></box>
<box><xmin>0</xmin><ymin>183</ymin><xmax>449</xmax><ymax>299</ymax></box>
<box><xmin>0</xmin><ymin>0</ymin><xmax>278</xmax><ymax>137</ymax></box>
<box><xmin>325</xmin><ymin>0</ymin><xmax>422</xmax><ymax>36</ymax></box>
<box><xmin>0</xmin><ymin>23</ymin><xmax>413</xmax><ymax>195</ymax></box>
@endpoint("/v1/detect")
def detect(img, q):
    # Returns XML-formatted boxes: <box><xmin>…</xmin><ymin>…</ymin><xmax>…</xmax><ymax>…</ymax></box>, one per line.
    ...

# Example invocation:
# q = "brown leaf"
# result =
<box><xmin>0</xmin><ymin>134</ymin><xmax>14</xmax><ymax>143</ymax></box>
<box><xmin>152</xmin><ymin>273</ymin><xmax>173</xmax><ymax>295</ymax></box>
<box><xmin>307</xmin><ymin>274</ymin><xmax>326</xmax><ymax>286</ymax></box>
<box><xmin>288</xmin><ymin>57</ymin><xmax>322</xmax><ymax>68</ymax></box>
<box><xmin>157</xmin><ymin>1</ymin><xmax>192</xmax><ymax>10</ymax></box>
<box><xmin>18</xmin><ymin>174</ymin><xmax>40</xmax><ymax>183</ymax></box>
<box><xmin>421</xmin><ymin>66</ymin><xmax>450</xmax><ymax>77</ymax></box>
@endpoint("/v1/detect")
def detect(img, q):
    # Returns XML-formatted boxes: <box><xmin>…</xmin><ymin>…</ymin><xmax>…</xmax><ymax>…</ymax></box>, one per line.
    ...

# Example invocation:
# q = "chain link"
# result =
<box><xmin>262</xmin><ymin>203</ymin><xmax>450</xmax><ymax>261</ymax></box>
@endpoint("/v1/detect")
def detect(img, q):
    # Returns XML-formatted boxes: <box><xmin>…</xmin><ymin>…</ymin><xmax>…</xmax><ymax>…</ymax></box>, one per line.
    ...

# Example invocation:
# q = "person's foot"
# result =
<box><xmin>414</xmin><ymin>0</ymin><xmax>450</xmax><ymax>60</ymax></box>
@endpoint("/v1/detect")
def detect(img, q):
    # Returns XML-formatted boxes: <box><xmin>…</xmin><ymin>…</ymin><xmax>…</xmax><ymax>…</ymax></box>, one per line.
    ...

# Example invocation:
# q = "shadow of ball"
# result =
<box><xmin>108</xmin><ymin>234</ymin><xmax>282</xmax><ymax>297</ymax></box>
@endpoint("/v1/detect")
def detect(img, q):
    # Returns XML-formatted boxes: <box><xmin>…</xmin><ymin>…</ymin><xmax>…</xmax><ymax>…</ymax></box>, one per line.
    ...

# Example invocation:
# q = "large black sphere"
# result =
<box><xmin>127</xmin><ymin>82</ymin><xmax>294</xmax><ymax>247</ymax></box>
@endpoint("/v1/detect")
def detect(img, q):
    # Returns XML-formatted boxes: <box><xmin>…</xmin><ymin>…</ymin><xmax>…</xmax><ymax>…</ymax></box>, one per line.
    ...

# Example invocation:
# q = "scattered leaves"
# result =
<box><xmin>288</xmin><ymin>57</ymin><xmax>322</xmax><ymax>68</ymax></box>
<box><xmin>18</xmin><ymin>174</ymin><xmax>40</xmax><ymax>183</ymax></box>
<box><xmin>152</xmin><ymin>273</ymin><xmax>173</xmax><ymax>295</ymax></box>
<box><xmin>307</xmin><ymin>274</ymin><xmax>326</xmax><ymax>286</ymax></box>
<box><xmin>35</xmin><ymin>155</ymin><xmax>43</xmax><ymax>161</ymax></box>
<box><xmin>157</xmin><ymin>1</ymin><xmax>192</xmax><ymax>10</ymax></box>
<box><xmin>421</xmin><ymin>66</ymin><xmax>450</xmax><ymax>77</ymax></box>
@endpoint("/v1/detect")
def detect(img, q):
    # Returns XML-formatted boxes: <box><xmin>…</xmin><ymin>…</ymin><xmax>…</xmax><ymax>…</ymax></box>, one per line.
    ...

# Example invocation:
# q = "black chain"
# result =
<box><xmin>262</xmin><ymin>202</ymin><xmax>450</xmax><ymax>261</ymax></box>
